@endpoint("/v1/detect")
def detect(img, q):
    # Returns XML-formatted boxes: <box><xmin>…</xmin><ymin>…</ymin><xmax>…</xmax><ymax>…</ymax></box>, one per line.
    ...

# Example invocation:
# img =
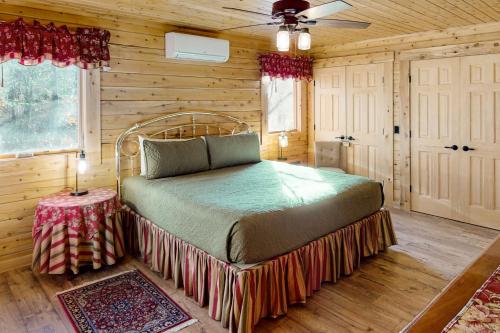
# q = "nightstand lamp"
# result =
<box><xmin>278</xmin><ymin>131</ymin><xmax>288</xmax><ymax>161</ymax></box>
<box><xmin>71</xmin><ymin>150</ymin><xmax>89</xmax><ymax>196</ymax></box>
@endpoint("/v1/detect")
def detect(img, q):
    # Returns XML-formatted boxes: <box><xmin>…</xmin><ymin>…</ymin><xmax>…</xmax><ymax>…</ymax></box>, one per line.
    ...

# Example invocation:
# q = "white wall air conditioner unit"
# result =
<box><xmin>165</xmin><ymin>32</ymin><xmax>230</xmax><ymax>63</ymax></box>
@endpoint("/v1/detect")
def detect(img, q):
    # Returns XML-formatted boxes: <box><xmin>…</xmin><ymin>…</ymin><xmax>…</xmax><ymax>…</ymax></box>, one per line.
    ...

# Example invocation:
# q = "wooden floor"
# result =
<box><xmin>0</xmin><ymin>209</ymin><xmax>498</xmax><ymax>333</ymax></box>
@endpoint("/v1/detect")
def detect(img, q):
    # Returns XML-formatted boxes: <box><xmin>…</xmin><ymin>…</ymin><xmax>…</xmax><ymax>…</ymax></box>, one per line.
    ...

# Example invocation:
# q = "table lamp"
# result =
<box><xmin>71</xmin><ymin>150</ymin><xmax>89</xmax><ymax>196</ymax></box>
<box><xmin>278</xmin><ymin>131</ymin><xmax>288</xmax><ymax>161</ymax></box>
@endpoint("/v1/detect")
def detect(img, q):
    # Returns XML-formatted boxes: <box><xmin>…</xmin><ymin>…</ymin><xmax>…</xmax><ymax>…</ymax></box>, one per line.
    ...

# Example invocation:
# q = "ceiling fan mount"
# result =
<box><xmin>271</xmin><ymin>0</ymin><xmax>310</xmax><ymax>19</ymax></box>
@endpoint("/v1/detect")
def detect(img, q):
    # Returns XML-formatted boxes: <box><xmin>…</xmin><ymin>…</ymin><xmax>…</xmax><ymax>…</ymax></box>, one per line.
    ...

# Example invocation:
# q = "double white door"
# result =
<box><xmin>314</xmin><ymin>63</ymin><xmax>390</xmax><ymax>196</ymax></box>
<box><xmin>411</xmin><ymin>54</ymin><xmax>500</xmax><ymax>228</ymax></box>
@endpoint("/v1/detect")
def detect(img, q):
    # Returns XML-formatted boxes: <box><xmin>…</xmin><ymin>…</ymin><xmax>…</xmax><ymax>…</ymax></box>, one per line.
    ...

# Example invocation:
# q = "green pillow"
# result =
<box><xmin>143</xmin><ymin>138</ymin><xmax>209</xmax><ymax>179</ymax></box>
<box><xmin>205</xmin><ymin>133</ymin><xmax>261</xmax><ymax>169</ymax></box>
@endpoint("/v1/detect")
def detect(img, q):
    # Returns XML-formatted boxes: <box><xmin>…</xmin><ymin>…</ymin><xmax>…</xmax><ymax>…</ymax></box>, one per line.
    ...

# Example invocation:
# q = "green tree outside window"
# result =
<box><xmin>0</xmin><ymin>60</ymin><xmax>80</xmax><ymax>154</ymax></box>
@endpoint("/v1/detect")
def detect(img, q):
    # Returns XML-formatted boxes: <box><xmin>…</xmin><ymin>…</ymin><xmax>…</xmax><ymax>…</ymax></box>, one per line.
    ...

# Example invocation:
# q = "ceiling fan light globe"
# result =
<box><xmin>276</xmin><ymin>27</ymin><xmax>290</xmax><ymax>52</ymax></box>
<box><xmin>298</xmin><ymin>28</ymin><xmax>311</xmax><ymax>50</ymax></box>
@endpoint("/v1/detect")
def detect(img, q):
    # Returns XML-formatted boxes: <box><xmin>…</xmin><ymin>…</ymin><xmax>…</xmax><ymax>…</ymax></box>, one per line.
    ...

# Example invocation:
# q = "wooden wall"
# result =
<box><xmin>6</xmin><ymin>5</ymin><xmax>497</xmax><ymax>272</ymax></box>
<box><xmin>309</xmin><ymin>21</ymin><xmax>500</xmax><ymax>208</ymax></box>
<box><xmin>0</xmin><ymin>5</ymin><xmax>309</xmax><ymax>272</ymax></box>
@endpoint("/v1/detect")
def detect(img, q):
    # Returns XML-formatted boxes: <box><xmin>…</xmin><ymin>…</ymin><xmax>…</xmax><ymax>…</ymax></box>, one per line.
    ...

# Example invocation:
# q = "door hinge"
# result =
<box><xmin>409</xmin><ymin>74</ymin><xmax>412</xmax><ymax>83</ymax></box>
<box><xmin>382</xmin><ymin>76</ymin><xmax>385</xmax><ymax>84</ymax></box>
<box><xmin>314</xmin><ymin>124</ymin><xmax>316</xmax><ymax>130</ymax></box>
<box><xmin>410</xmin><ymin>185</ymin><xmax>412</xmax><ymax>193</ymax></box>
<box><xmin>313</xmin><ymin>80</ymin><xmax>316</xmax><ymax>87</ymax></box>
<box><xmin>409</xmin><ymin>130</ymin><xmax>412</xmax><ymax>138</ymax></box>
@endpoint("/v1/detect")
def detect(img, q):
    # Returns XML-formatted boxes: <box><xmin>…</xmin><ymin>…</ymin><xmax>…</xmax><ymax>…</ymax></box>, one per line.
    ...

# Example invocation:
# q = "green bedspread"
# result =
<box><xmin>122</xmin><ymin>160</ymin><xmax>383</xmax><ymax>264</ymax></box>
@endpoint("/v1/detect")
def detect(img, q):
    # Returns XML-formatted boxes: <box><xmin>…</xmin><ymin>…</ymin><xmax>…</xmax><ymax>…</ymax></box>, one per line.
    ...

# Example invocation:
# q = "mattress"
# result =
<box><xmin>121</xmin><ymin>160</ymin><xmax>384</xmax><ymax>264</ymax></box>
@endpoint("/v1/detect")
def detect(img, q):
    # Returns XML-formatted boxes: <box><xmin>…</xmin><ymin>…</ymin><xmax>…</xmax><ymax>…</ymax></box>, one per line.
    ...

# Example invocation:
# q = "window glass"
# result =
<box><xmin>0</xmin><ymin>60</ymin><xmax>80</xmax><ymax>154</ymax></box>
<box><xmin>264</xmin><ymin>76</ymin><xmax>296</xmax><ymax>132</ymax></box>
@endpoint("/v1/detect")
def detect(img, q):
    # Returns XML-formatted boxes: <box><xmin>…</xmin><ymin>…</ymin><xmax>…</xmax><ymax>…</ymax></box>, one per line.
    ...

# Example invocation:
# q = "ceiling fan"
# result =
<box><xmin>221</xmin><ymin>0</ymin><xmax>370</xmax><ymax>51</ymax></box>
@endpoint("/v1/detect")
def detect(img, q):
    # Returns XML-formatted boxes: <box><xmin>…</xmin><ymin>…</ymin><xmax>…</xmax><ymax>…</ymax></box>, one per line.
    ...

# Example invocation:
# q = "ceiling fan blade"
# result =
<box><xmin>296</xmin><ymin>0</ymin><xmax>352</xmax><ymax>20</ymax></box>
<box><xmin>302</xmin><ymin>19</ymin><xmax>370</xmax><ymax>29</ymax></box>
<box><xmin>222</xmin><ymin>7</ymin><xmax>271</xmax><ymax>17</ymax></box>
<box><xmin>218</xmin><ymin>22</ymin><xmax>280</xmax><ymax>32</ymax></box>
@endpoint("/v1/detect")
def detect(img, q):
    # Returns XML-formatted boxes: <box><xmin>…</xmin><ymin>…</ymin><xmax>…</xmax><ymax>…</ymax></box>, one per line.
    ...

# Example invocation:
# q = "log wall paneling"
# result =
<box><xmin>0</xmin><ymin>5</ymin><xmax>310</xmax><ymax>272</ymax></box>
<box><xmin>5</xmin><ymin>4</ymin><xmax>500</xmax><ymax>271</ymax></box>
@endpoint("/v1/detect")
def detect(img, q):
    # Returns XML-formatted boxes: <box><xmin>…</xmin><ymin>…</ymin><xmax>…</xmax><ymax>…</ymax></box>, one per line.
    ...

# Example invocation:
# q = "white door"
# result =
<box><xmin>314</xmin><ymin>64</ymin><xmax>391</xmax><ymax>202</ymax></box>
<box><xmin>410</xmin><ymin>58</ymin><xmax>461</xmax><ymax>220</ymax></box>
<box><xmin>459</xmin><ymin>54</ymin><xmax>500</xmax><ymax>228</ymax></box>
<box><xmin>314</xmin><ymin>67</ymin><xmax>346</xmax><ymax>142</ymax></box>
<box><xmin>411</xmin><ymin>54</ymin><xmax>500</xmax><ymax>228</ymax></box>
<box><xmin>346</xmin><ymin>63</ymin><xmax>386</xmax><ymax>183</ymax></box>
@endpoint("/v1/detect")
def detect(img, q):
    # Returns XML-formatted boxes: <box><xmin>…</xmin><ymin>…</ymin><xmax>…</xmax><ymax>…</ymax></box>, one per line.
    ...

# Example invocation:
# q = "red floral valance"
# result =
<box><xmin>259</xmin><ymin>53</ymin><xmax>313</xmax><ymax>81</ymax></box>
<box><xmin>0</xmin><ymin>18</ymin><xmax>110</xmax><ymax>69</ymax></box>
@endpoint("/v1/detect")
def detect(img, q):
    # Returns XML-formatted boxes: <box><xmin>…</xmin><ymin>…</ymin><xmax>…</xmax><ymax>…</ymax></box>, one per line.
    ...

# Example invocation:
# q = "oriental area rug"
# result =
<box><xmin>57</xmin><ymin>270</ymin><xmax>197</xmax><ymax>333</ymax></box>
<box><xmin>442</xmin><ymin>265</ymin><xmax>500</xmax><ymax>332</ymax></box>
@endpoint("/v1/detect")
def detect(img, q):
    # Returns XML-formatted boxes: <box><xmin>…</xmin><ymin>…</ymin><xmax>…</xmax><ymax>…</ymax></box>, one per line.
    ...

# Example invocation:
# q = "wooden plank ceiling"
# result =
<box><xmin>5</xmin><ymin>0</ymin><xmax>500</xmax><ymax>47</ymax></box>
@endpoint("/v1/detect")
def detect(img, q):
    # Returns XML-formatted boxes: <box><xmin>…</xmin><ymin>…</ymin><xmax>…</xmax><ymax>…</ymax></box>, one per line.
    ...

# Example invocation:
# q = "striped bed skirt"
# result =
<box><xmin>122</xmin><ymin>207</ymin><xmax>397</xmax><ymax>333</ymax></box>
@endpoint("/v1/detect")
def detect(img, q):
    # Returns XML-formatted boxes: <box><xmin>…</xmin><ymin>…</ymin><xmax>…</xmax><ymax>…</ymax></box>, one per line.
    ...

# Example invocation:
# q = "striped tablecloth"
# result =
<box><xmin>32</xmin><ymin>189</ymin><xmax>125</xmax><ymax>274</ymax></box>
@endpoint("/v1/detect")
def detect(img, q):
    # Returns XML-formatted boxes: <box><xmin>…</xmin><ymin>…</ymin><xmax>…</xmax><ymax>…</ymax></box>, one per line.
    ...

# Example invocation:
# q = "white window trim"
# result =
<box><xmin>80</xmin><ymin>69</ymin><xmax>101</xmax><ymax>156</ymax></box>
<box><xmin>261</xmin><ymin>77</ymin><xmax>304</xmax><ymax>134</ymax></box>
<box><xmin>0</xmin><ymin>67</ymin><xmax>101</xmax><ymax>160</ymax></box>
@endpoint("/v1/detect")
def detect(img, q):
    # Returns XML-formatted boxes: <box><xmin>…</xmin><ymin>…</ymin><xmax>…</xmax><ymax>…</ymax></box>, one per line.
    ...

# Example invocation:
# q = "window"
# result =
<box><xmin>0</xmin><ymin>60</ymin><xmax>81</xmax><ymax>155</ymax></box>
<box><xmin>263</xmin><ymin>76</ymin><xmax>301</xmax><ymax>133</ymax></box>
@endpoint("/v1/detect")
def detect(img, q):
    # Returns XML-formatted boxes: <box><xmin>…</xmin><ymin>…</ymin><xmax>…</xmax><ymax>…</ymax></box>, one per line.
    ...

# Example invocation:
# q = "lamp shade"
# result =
<box><xmin>276</xmin><ymin>26</ymin><xmax>290</xmax><ymax>52</ymax></box>
<box><xmin>278</xmin><ymin>131</ymin><xmax>289</xmax><ymax>148</ymax></box>
<box><xmin>297</xmin><ymin>28</ymin><xmax>311</xmax><ymax>50</ymax></box>
<box><xmin>77</xmin><ymin>150</ymin><xmax>88</xmax><ymax>174</ymax></box>
<box><xmin>71</xmin><ymin>150</ymin><xmax>89</xmax><ymax>196</ymax></box>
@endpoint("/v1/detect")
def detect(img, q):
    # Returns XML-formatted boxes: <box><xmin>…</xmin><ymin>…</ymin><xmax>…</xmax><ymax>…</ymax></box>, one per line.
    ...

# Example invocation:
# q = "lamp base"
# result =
<box><xmin>70</xmin><ymin>190</ymin><xmax>89</xmax><ymax>196</ymax></box>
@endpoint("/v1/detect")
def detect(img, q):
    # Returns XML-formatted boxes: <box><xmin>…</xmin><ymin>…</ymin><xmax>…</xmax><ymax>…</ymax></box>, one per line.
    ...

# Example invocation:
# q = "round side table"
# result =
<box><xmin>32</xmin><ymin>188</ymin><xmax>125</xmax><ymax>274</ymax></box>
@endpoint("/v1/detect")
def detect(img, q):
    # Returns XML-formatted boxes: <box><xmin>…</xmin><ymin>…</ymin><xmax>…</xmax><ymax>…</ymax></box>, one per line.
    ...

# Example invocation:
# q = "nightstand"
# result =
<box><xmin>32</xmin><ymin>188</ymin><xmax>125</xmax><ymax>274</ymax></box>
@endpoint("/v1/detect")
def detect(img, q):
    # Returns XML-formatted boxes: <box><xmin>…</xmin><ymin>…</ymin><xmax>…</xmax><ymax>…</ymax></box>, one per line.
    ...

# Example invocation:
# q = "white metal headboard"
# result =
<box><xmin>115</xmin><ymin>111</ymin><xmax>251</xmax><ymax>198</ymax></box>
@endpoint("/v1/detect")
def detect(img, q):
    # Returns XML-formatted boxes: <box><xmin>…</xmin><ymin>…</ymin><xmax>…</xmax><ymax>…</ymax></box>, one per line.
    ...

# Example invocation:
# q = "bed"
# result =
<box><xmin>116</xmin><ymin>112</ymin><xmax>397</xmax><ymax>333</ymax></box>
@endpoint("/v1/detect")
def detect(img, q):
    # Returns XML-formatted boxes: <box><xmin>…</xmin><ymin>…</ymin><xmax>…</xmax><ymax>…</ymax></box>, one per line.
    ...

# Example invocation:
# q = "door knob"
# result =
<box><xmin>462</xmin><ymin>146</ymin><xmax>476</xmax><ymax>152</ymax></box>
<box><xmin>335</xmin><ymin>135</ymin><xmax>345</xmax><ymax>140</ymax></box>
<box><xmin>347</xmin><ymin>136</ymin><xmax>355</xmax><ymax>141</ymax></box>
<box><xmin>444</xmin><ymin>145</ymin><xmax>458</xmax><ymax>151</ymax></box>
